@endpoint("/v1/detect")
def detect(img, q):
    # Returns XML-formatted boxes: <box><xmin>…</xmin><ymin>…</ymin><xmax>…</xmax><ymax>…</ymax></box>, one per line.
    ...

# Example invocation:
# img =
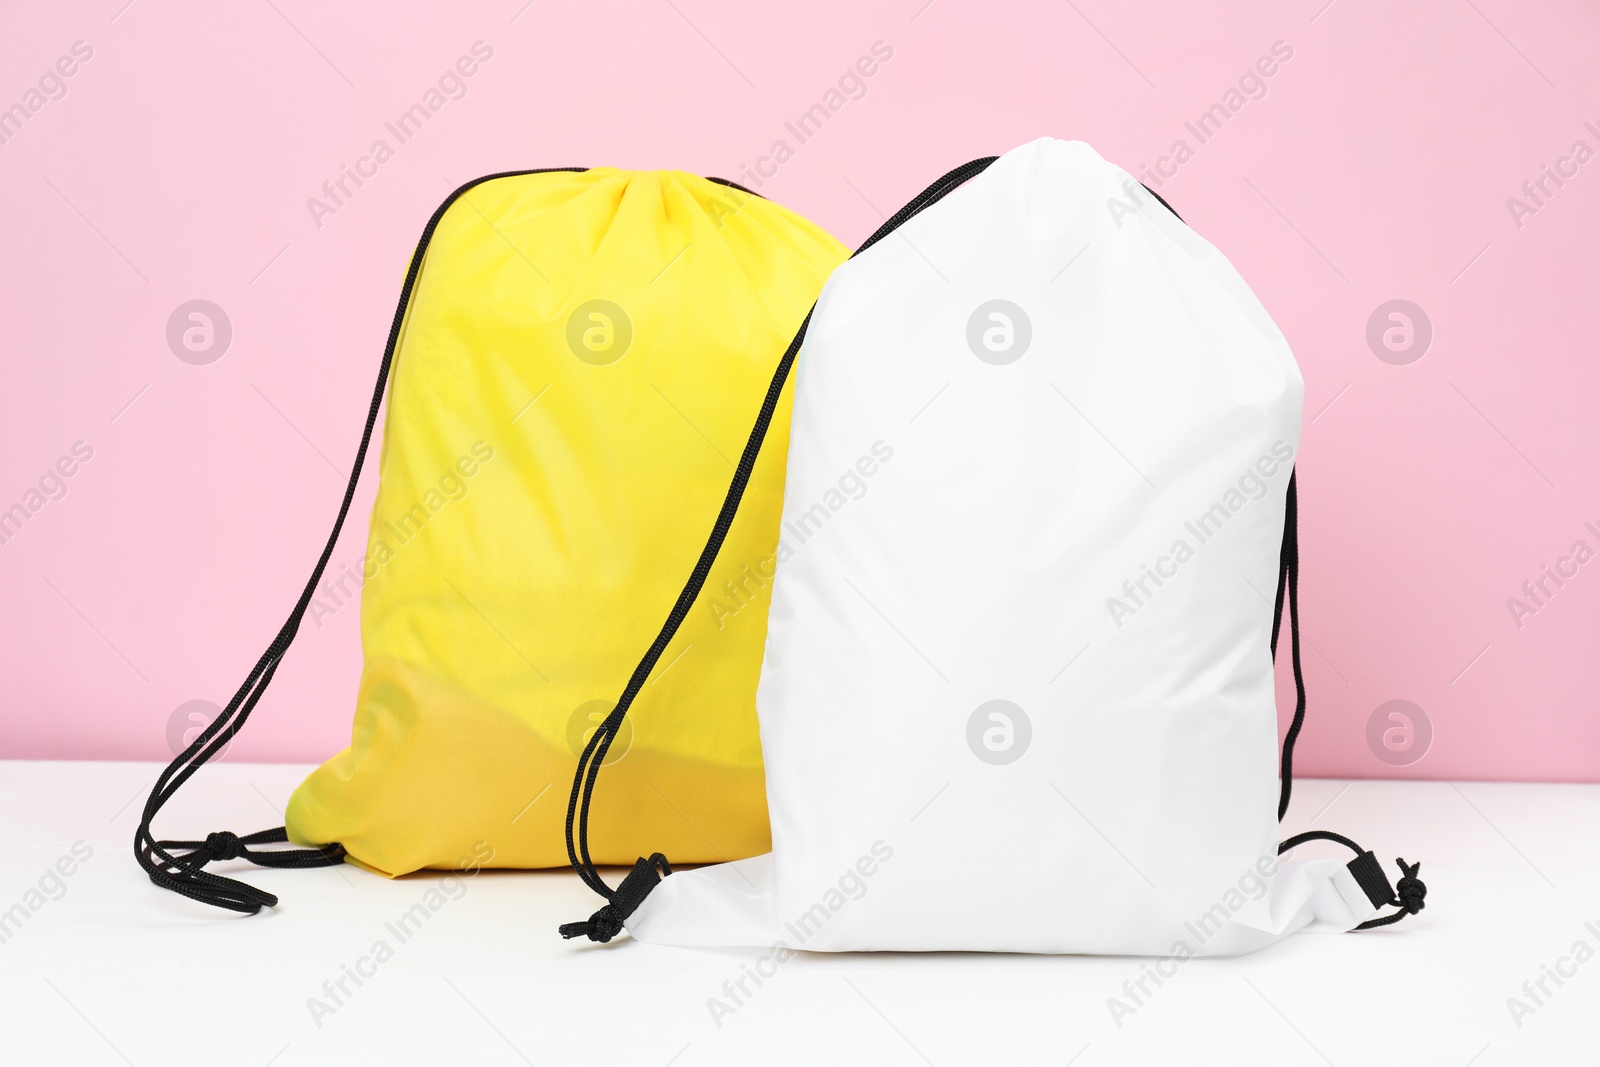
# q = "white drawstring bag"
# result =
<box><xmin>560</xmin><ymin>138</ymin><xmax>1426</xmax><ymax>954</ymax></box>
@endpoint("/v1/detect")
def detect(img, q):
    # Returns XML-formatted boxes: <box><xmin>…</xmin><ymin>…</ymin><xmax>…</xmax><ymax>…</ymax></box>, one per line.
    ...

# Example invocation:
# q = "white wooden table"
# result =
<box><xmin>1</xmin><ymin>761</ymin><xmax>1595</xmax><ymax>1065</ymax></box>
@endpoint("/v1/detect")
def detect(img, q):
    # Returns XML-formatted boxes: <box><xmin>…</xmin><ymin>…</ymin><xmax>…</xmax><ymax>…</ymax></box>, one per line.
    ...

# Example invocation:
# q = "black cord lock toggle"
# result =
<box><xmin>1346</xmin><ymin>849</ymin><xmax>1426</xmax><ymax>927</ymax></box>
<box><xmin>1347</xmin><ymin>851</ymin><xmax>1427</xmax><ymax>914</ymax></box>
<box><xmin>1281</xmin><ymin>832</ymin><xmax>1429</xmax><ymax>932</ymax></box>
<box><xmin>559</xmin><ymin>853</ymin><xmax>672</xmax><ymax>943</ymax></box>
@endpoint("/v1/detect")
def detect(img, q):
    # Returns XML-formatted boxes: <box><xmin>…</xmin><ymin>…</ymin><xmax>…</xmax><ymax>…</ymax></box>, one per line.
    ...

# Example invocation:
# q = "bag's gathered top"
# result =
<box><xmin>137</xmin><ymin>167</ymin><xmax>848</xmax><ymax>912</ymax></box>
<box><xmin>560</xmin><ymin>139</ymin><xmax>1426</xmax><ymax>954</ymax></box>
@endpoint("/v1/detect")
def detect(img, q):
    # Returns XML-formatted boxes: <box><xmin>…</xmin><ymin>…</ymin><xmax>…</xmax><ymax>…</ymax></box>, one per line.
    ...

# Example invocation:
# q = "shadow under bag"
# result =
<box><xmin>137</xmin><ymin>167</ymin><xmax>848</xmax><ymax>912</ymax></box>
<box><xmin>563</xmin><ymin>139</ymin><xmax>1427</xmax><ymax>954</ymax></box>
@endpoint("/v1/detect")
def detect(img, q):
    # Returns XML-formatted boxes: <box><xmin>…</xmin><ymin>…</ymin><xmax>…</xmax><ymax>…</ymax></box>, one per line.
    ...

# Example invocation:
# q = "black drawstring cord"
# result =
<box><xmin>559</xmin><ymin>854</ymin><xmax>672</xmax><ymax>942</ymax></box>
<box><xmin>159</xmin><ymin>828</ymin><xmax>348</xmax><ymax>871</ymax></box>
<box><xmin>135</xmin><ymin>620</ymin><xmax>349</xmax><ymax>913</ymax></box>
<box><xmin>1357</xmin><ymin>859</ymin><xmax>1428</xmax><ymax>929</ymax></box>
<box><xmin>557</xmin><ymin>178</ymin><xmax>1430</xmax><ymax>944</ymax></box>
<box><xmin>135</xmin><ymin>166</ymin><xmax>590</xmax><ymax>914</ymax></box>
<box><xmin>1270</xmin><ymin>471</ymin><xmax>1306</xmax><ymax>821</ymax></box>
<box><xmin>1278</xmin><ymin>829</ymin><xmax>1427</xmax><ymax>930</ymax></box>
<box><xmin>1271</xmin><ymin>476</ymin><xmax>1430</xmax><ymax>931</ymax></box>
<box><xmin>560</xmin><ymin>155</ymin><xmax>1002</xmax><ymax>940</ymax></box>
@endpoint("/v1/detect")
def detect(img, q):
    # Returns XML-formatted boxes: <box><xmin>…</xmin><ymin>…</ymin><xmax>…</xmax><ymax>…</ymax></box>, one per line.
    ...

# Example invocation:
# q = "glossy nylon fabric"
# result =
<box><xmin>629</xmin><ymin>139</ymin><xmax>1379</xmax><ymax>954</ymax></box>
<box><xmin>285</xmin><ymin>168</ymin><xmax>848</xmax><ymax>876</ymax></box>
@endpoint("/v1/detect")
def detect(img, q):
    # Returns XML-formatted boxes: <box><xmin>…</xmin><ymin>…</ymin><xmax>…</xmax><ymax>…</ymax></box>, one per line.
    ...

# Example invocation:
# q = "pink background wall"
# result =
<box><xmin>1</xmin><ymin>0</ymin><xmax>1595</xmax><ymax>781</ymax></box>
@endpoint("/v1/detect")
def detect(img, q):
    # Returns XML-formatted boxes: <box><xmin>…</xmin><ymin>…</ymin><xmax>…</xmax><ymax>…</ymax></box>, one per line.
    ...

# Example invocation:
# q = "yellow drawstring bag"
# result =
<box><xmin>137</xmin><ymin>167</ymin><xmax>848</xmax><ymax>912</ymax></box>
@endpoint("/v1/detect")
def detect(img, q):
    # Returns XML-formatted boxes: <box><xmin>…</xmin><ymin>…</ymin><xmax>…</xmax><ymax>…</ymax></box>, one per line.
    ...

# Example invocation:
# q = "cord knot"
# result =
<box><xmin>559</xmin><ymin>904</ymin><xmax>626</xmax><ymax>943</ymax></box>
<box><xmin>203</xmin><ymin>831</ymin><xmax>244</xmax><ymax>862</ymax></box>
<box><xmin>1393</xmin><ymin>858</ymin><xmax>1426</xmax><ymax>915</ymax></box>
<box><xmin>558</xmin><ymin>853</ymin><xmax>672</xmax><ymax>944</ymax></box>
